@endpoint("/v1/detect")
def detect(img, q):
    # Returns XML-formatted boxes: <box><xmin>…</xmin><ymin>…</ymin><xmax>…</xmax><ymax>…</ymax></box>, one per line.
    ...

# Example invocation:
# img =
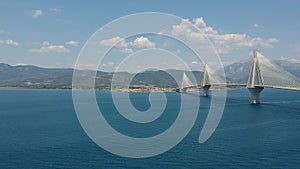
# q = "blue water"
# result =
<box><xmin>0</xmin><ymin>89</ymin><xmax>300</xmax><ymax>168</ymax></box>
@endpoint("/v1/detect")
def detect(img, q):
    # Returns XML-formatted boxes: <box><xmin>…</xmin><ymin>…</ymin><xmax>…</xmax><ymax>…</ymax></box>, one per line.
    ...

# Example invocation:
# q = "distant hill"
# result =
<box><xmin>0</xmin><ymin>63</ymin><xmax>74</xmax><ymax>88</ymax></box>
<box><xmin>0</xmin><ymin>63</ymin><xmax>73</xmax><ymax>81</ymax></box>
<box><xmin>0</xmin><ymin>63</ymin><xmax>203</xmax><ymax>89</ymax></box>
<box><xmin>223</xmin><ymin>59</ymin><xmax>300</xmax><ymax>84</ymax></box>
<box><xmin>222</xmin><ymin>59</ymin><xmax>252</xmax><ymax>83</ymax></box>
<box><xmin>1</xmin><ymin>60</ymin><xmax>299</xmax><ymax>89</ymax></box>
<box><xmin>274</xmin><ymin>60</ymin><xmax>300</xmax><ymax>78</ymax></box>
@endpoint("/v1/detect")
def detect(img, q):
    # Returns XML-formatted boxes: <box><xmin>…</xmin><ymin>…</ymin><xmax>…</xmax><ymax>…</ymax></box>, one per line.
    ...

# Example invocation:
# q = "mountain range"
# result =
<box><xmin>223</xmin><ymin>59</ymin><xmax>300</xmax><ymax>83</ymax></box>
<box><xmin>0</xmin><ymin>63</ymin><xmax>202</xmax><ymax>89</ymax></box>
<box><xmin>0</xmin><ymin>59</ymin><xmax>299</xmax><ymax>89</ymax></box>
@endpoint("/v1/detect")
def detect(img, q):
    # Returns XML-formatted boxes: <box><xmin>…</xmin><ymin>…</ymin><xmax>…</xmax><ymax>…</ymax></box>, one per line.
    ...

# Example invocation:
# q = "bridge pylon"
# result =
<box><xmin>180</xmin><ymin>72</ymin><xmax>193</xmax><ymax>93</ymax></box>
<box><xmin>201</xmin><ymin>63</ymin><xmax>211</xmax><ymax>97</ymax></box>
<box><xmin>247</xmin><ymin>49</ymin><xmax>264</xmax><ymax>104</ymax></box>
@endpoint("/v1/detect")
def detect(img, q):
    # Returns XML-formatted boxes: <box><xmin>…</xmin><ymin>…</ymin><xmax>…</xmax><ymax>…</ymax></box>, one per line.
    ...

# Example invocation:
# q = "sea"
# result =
<box><xmin>0</xmin><ymin>88</ymin><xmax>299</xmax><ymax>168</ymax></box>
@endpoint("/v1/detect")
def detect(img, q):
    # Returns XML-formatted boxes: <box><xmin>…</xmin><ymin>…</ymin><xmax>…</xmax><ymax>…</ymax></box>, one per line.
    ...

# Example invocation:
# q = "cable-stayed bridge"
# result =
<box><xmin>179</xmin><ymin>49</ymin><xmax>300</xmax><ymax>104</ymax></box>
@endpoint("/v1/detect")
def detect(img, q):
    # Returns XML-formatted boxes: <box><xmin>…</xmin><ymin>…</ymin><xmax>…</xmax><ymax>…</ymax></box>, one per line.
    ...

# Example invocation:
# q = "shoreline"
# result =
<box><xmin>0</xmin><ymin>86</ymin><xmax>244</xmax><ymax>92</ymax></box>
<box><xmin>0</xmin><ymin>87</ymin><xmax>73</xmax><ymax>91</ymax></box>
<box><xmin>0</xmin><ymin>86</ymin><xmax>178</xmax><ymax>92</ymax></box>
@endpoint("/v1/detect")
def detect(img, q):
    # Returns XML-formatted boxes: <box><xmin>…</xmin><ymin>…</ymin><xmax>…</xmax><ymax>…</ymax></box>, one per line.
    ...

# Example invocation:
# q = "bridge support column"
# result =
<box><xmin>202</xmin><ymin>85</ymin><xmax>211</xmax><ymax>97</ymax></box>
<box><xmin>248</xmin><ymin>87</ymin><xmax>264</xmax><ymax>104</ymax></box>
<box><xmin>180</xmin><ymin>88</ymin><xmax>187</xmax><ymax>93</ymax></box>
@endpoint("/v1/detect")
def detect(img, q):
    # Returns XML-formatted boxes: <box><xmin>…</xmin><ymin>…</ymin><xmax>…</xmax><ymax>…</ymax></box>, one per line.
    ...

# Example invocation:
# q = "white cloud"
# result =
<box><xmin>131</xmin><ymin>36</ymin><xmax>155</xmax><ymax>48</ymax></box>
<box><xmin>42</xmin><ymin>41</ymin><xmax>50</xmax><ymax>46</ymax></box>
<box><xmin>30</xmin><ymin>45</ymin><xmax>70</xmax><ymax>53</ymax></box>
<box><xmin>171</xmin><ymin>19</ymin><xmax>193</xmax><ymax>36</ymax></box>
<box><xmin>236</xmin><ymin>37</ymin><xmax>277</xmax><ymax>48</ymax></box>
<box><xmin>100</xmin><ymin>36</ymin><xmax>155</xmax><ymax>54</ymax></box>
<box><xmin>100</xmin><ymin>36</ymin><xmax>133</xmax><ymax>53</ymax></box>
<box><xmin>193</xmin><ymin>17</ymin><xmax>206</xmax><ymax>27</ymax></box>
<box><xmin>0</xmin><ymin>39</ymin><xmax>19</xmax><ymax>46</ymax></box>
<box><xmin>191</xmin><ymin>61</ymin><xmax>199</xmax><ymax>64</ymax></box>
<box><xmin>279</xmin><ymin>56</ymin><xmax>300</xmax><ymax>63</ymax></box>
<box><xmin>267</xmin><ymin>38</ymin><xmax>279</xmax><ymax>43</ymax></box>
<box><xmin>5</xmin><ymin>39</ymin><xmax>19</xmax><ymax>46</ymax></box>
<box><xmin>168</xmin><ymin>17</ymin><xmax>279</xmax><ymax>54</ymax></box>
<box><xmin>120</xmin><ymin>47</ymin><xmax>133</xmax><ymax>53</ymax></box>
<box><xmin>66</xmin><ymin>40</ymin><xmax>79</xmax><ymax>46</ymax></box>
<box><xmin>288</xmin><ymin>58</ymin><xmax>300</xmax><ymax>63</ymax></box>
<box><xmin>253</xmin><ymin>24</ymin><xmax>260</xmax><ymax>28</ymax></box>
<box><xmin>32</xmin><ymin>9</ymin><xmax>43</xmax><ymax>18</ymax></box>
<box><xmin>100</xmin><ymin>36</ymin><xmax>127</xmax><ymax>47</ymax></box>
<box><xmin>102</xmin><ymin>62</ymin><xmax>115</xmax><ymax>67</ymax></box>
<box><xmin>30</xmin><ymin>40</ymin><xmax>78</xmax><ymax>53</ymax></box>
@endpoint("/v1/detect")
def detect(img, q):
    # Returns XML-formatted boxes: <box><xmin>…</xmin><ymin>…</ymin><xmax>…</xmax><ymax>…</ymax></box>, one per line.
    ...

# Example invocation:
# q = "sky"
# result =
<box><xmin>0</xmin><ymin>0</ymin><xmax>300</xmax><ymax>71</ymax></box>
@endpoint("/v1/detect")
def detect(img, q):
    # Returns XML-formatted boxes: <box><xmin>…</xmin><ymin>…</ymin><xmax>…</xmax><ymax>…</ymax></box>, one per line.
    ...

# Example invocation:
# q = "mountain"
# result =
<box><xmin>274</xmin><ymin>60</ymin><xmax>300</xmax><ymax>78</ymax></box>
<box><xmin>1</xmin><ymin>59</ymin><xmax>299</xmax><ymax>89</ymax></box>
<box><xmin>0</xmin><ymin>63</ymin><xmax>203</xmax><ymax>89</ymax></box>
<box><xmin>0</xmin><ymin>63</ymin><xmax>74</xmax><ymax>88</ymax></box>
<box><xmin>223</xmin><ymin>59</ymin><xmax>300</xmax><ymax>83</ymax></box>
<box><xmin>223</xmin><ymin>59</ymin><xmax>252</xmax><ymax>83</ymax></box>
<box><xmin>0</xmin><ymin>63</ymin><xmax>73</xmax><ymax>81</ymax></box>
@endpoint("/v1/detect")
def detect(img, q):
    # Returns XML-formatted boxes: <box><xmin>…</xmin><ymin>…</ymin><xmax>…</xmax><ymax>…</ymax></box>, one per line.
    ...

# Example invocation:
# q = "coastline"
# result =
<box><xmin>0</xmin><ymin>86</ymin><xmax>73</xmax><ymax>91</ymax></box>
<box><xmin>0</xmin><ymin>86</ymin><xmax>178</xmax><ymax>92</ymax></box>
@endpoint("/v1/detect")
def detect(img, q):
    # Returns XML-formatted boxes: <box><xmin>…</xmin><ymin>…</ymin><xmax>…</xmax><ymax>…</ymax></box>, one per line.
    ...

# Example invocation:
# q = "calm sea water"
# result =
<box><xmin>0</xmin><ymin>88</ymin><xmax>299</xmax><ymax>168</ymax></box>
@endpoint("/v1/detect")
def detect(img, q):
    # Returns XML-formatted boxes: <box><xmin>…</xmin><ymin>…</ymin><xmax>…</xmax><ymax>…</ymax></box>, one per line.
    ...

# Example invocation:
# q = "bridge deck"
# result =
<box><xmin>181</xmin><ymin>84</ymin><xmax>300</xmax><ymax>91</ymax></box>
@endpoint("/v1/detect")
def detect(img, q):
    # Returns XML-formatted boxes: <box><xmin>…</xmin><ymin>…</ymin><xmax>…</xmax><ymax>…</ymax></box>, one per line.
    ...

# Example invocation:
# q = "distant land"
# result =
<box><xmin>0</xmin><ymin>60</ymin><xmax>299</xmax><ymax>90</ymax></box>
<box><xmin>0</xmin><ymin>63</ymin><xmax>202</xmax><ymax>90</ymax></box>
<box><xmin>223</xmin><ymin>59</ymin><xmax>300</xmax><ymax>83</ymax></box>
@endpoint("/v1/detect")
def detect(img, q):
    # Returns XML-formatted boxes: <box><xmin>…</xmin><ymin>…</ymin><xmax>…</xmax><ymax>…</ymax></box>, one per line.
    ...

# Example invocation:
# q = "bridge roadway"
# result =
<box><xmin>181</xmin><ymin>83</ymin><xmax>300</xmax><ymax>91</ymax></box>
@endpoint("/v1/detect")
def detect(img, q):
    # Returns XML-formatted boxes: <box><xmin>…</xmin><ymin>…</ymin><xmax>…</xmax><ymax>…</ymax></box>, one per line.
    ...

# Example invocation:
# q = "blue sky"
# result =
<box><xmin>0</xmin><ymin>0</ymin><xmax>300</xmax><ymax>70</ymax></box>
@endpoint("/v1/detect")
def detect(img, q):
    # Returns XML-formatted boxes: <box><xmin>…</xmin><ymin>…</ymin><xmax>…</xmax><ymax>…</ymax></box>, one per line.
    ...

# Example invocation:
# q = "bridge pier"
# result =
<box><xmin>180</xmin><ymin>88</ymin><xmax>187</xmax><ymax>93</ymax></box>
<box><xmin>202</xmin><ymin>85</ymin><xmax>211</xmax><ymax>97</ymax></box>
<box><xmin>248</xmin><ymin>87</ymin><xmax>264</xmax><ymax>104</ymax></box>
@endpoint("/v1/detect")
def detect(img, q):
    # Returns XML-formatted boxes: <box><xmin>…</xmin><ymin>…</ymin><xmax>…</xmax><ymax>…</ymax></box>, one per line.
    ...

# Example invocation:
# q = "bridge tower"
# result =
<box><xmin>247</xmin><ymin>49</ymin><xmax>264</xmax><ymax>104</ymax></box>
<box><xmin>180</xmin><ymin>72</ymin><xmax>192</xmax><ymax>93</ymax></box>
<box><xmin>201</xmin><ymin>64</ymin><xmax>211</xmax><ymax>97</ymax></box>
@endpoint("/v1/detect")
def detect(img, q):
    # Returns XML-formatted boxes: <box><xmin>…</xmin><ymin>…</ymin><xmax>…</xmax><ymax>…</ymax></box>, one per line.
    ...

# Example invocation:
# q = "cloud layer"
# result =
<box><xmin>169</xmin><ymin>17</ymin><xmax>279</xmax><ymax>54</ymax></box>
<box><xmin>99</xmin><ymin>17</ymin><xmax>278</xmax><ymax>56</ymax></box>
